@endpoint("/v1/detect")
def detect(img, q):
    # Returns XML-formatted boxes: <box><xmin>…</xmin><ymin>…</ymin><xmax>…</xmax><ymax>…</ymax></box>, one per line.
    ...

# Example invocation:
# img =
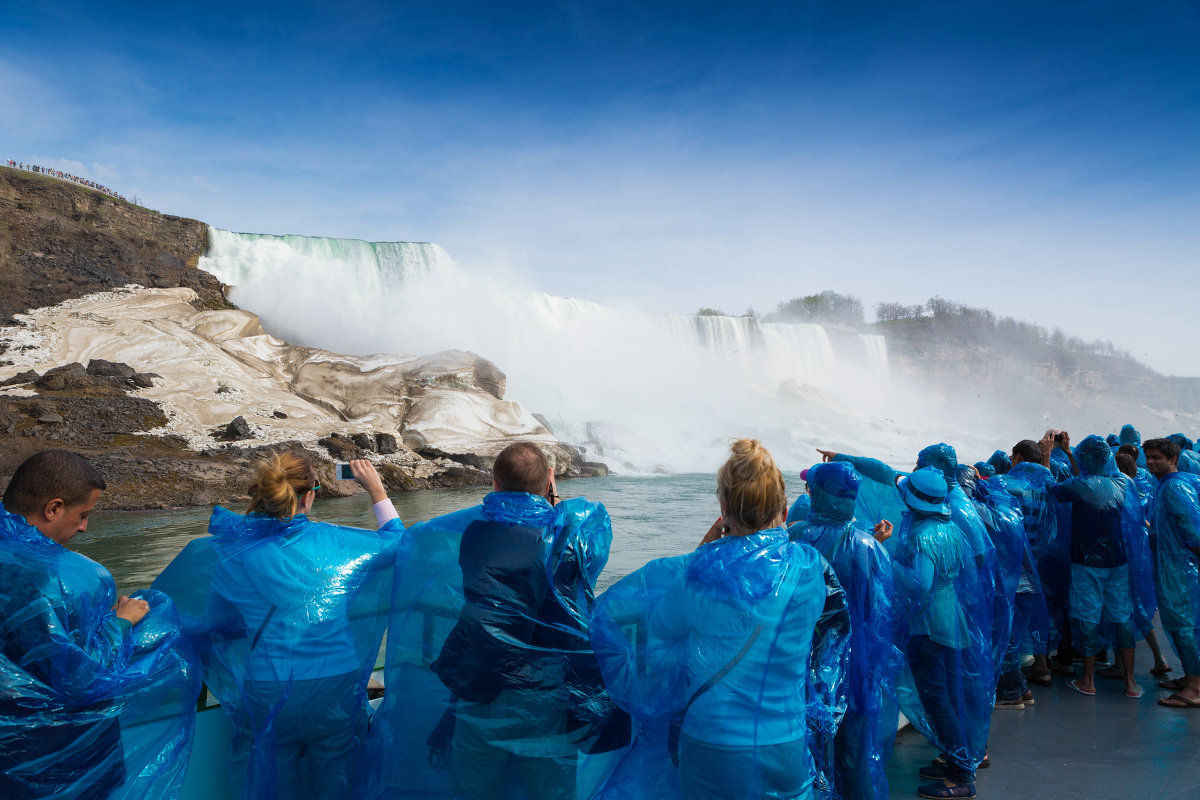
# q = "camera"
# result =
<box><xmin>1053</xmin><ymin>432</ymin><xmax>1064</xmax><ymax>444</ymax></box>
<box><xmin>336</xmin><ymin>462</ymin><xmax>354</xmax><ymax>481</ymax></box>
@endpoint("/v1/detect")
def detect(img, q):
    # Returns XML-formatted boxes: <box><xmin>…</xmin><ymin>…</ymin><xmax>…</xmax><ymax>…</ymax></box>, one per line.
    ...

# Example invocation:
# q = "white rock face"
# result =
<box><xmin>0</xmin><ymin>286</ymin><xmax>556</xmax><ymax>455</ymax></box>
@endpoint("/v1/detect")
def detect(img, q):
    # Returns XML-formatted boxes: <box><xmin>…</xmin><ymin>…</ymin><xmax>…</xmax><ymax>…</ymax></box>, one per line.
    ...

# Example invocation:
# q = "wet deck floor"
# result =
<box><xmin>886</xmin><ymin>633</ymin><xmax>1200</xmax><ymax>799</ymax></box>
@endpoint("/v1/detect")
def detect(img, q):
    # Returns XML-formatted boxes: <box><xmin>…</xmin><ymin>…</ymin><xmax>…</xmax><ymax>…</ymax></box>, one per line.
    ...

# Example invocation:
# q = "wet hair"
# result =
<box><xmin>1143</xmin><ymin>438</ymin><xmax>1181</xmax><ymax>463</ymax></box>
<box><xmin>1011</xmin><ymin>440</ymin><xmax>1041</xmax><ymax>465</ymax></box>
<box><xmin>717</xmin><ymin>438</ymin><xmax>787</xmax><ymax>532</ymax></box>
<box><xmin>2</xmin><ymin>450</ymin><xmax>106</xmax><ymax>516</ymax></box>
<box><xmin>1117</xmin><ymin>443</ymin><xmax>1140</xmax><ymax>462</ymax></box>
<box><xmin>246</xmin><ymin>452</ymin><xmax>317</xmax><ymax>519</ymax></box>
<box><xmin>1116</xmin><ymin>453</ymin><xmax>1138</xmax><ymax>479</ymax></box>
<box><xmin>492</xmin><ymin>442</ymin><xmax>550</xmax><ymax>495</ymax></box>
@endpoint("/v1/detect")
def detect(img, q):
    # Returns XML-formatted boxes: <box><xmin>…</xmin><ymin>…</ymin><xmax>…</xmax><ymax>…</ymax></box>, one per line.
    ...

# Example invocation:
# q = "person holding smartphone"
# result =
<box><xmin>155</xmin><ymin>453</ymin><xmax>403</xmax><ymax>800</ymax></box>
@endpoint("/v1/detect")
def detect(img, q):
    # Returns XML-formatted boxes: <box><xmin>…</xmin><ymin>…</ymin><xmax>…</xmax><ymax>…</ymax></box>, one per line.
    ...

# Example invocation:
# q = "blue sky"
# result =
<box><xmin>3</xmin><ymin>0</ymin><xmax>1199</xmax><ymax>373</ymax></box>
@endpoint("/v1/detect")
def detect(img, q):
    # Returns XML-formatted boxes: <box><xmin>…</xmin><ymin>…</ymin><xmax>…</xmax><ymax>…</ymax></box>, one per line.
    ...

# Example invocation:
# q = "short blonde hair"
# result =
<box><xmin>247</xmin><ymin>452</ymin><xmax>317</xmax><ymax>520</ymax></box>
<box><xmin>717</xmin><ymin>439</ymin><xmax>786</xmax><ymax>532</ymax></box>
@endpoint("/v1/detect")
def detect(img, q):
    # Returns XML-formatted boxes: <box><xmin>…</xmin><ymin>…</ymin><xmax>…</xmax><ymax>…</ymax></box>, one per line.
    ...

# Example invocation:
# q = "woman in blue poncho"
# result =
<box><xmin>155</xmin><ymin>453</ymin><xmax>404</xmax><ymax>800</ymax></box>
<box><xmin>591</xmin><ymin>439</ymin><xmax>850</xmax><ymax>800</ymax></box>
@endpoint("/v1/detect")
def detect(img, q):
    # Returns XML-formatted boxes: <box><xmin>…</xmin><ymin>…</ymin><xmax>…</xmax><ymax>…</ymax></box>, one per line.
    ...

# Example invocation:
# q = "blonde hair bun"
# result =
<box><xmin>716</xmin><ymin>438</ymin><xmax>787</xmax><ymax>532</ymax></box>
<box><xmin>247</xmin><ymin>452</ymin><xmax>317</xmax><ymax>519</ymax></box>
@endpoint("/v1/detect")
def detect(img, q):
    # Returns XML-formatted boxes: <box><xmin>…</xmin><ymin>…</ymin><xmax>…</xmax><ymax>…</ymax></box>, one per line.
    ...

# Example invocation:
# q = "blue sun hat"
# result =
<box><xmin>898</xmin><ymin>466</ymin><xmax>950</xmax><ymax>515</ymax></box>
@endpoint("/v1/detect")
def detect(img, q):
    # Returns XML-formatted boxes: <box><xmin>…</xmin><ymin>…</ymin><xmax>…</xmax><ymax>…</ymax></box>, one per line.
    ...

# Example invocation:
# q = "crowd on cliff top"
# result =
<box><xmin>1</xmin><ymin>423</ymin><xmax>1199</xmax><ymax>800</ymax></box>
<box><xmin>5</xmin><ymin>159</ymin><xmax>127</xmax><ymax>202</ymax></box>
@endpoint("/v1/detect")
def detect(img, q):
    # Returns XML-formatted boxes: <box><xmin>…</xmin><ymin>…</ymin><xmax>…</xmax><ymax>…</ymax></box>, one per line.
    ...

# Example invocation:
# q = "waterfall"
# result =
<box><xmin>199</xmin><ymin>228</ymin><xmax>895</xmax><ymax>471</ymax></box>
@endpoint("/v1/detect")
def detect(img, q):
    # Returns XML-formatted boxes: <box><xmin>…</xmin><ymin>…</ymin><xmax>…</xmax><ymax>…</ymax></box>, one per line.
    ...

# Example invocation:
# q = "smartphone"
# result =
<box><xmin>336</xmin><ymin>462</ymin><xmax>354</xmax><ymax>480</ymax></box>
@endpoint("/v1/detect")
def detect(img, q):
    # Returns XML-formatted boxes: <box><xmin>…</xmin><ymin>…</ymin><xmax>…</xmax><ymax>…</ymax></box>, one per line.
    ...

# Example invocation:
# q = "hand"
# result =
<box><xmin>872</xmin><ymin>520</ymin><xmax>893</xmax><ymax>543</ymax></box>
<box><xmin>114</xmin><ymin>596</ymin><xmax>150</xmax><ymax>626</ymax></box>
<box><xmin>1058</xmin><ymin>431</ymin><xmax>1071</xmax><ymax>451</ymax></box>
<box><xmin>1039</xmin><ymin>432</ymin><xmax>1054</xmax><ymax>457</ymax></box>
<box><xmin>349</xmin><ymin>459</ymin><xmax>388</xmax><ymax>504</ymax></box>
<box><xmin>701</xmin><ymin>517</ymin><xmax>727</xmax><ymax>545</ymax></box>
<box><xmin>816</xmin><ymin>448</ymin><xmax>838</xmax><ymax>463</ymax></box>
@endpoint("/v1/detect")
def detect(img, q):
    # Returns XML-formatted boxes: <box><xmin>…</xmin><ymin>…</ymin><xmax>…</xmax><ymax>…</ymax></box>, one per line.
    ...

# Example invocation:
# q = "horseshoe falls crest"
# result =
<box><xmin>200</xmin><ymin>228</ymin><xmax>910</xmax><ymax>472</ymax></box>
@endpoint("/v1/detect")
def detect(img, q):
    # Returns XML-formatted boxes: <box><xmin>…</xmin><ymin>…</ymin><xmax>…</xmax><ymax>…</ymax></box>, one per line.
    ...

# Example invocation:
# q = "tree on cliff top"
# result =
<box><xmin>765</xmin><ymin>291</ymin><xmax>864</xmax><ymax>327</ymax></box>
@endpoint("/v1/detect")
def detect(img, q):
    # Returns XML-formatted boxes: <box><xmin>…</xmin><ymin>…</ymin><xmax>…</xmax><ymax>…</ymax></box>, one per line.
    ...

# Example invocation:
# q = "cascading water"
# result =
<box><xmin>200</xmin><ymin>228</ymin><xmax>903</xmax><ymax>471</ymax></box>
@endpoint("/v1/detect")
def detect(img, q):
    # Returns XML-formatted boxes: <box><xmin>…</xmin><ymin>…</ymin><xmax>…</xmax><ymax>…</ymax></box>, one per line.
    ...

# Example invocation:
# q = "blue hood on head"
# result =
<box><xmin>916</xmin><ymin>443</ymin><xmax>959</xmax><ymax>489</ymax></box>
<box><xmin>1077</xmin><ymin>435</ymin><xmax>1117</xmax><ymax>477</ymax></box>
<box><xmin>807</xmin><ymin>462</ymin><xmax>859</xmax><ymax>524</ymax></box>
<box><xmin>1119</xmin><ymin>424</ymin><xmax>1141</xmax><ymax>446</ymax></box>
<box><xmin>985</xmin><ymin>450</ymin><xmax>1011</xmax><ymax>475</ymax></box>
<box><xmin>1168</xmin><ymin>433</ymin><xmax>1195</xmax><ymax>452</ymax></box>
<box><xmin>956</xmin><ymin>464</ymin><xmax>978</xmax><ymax>495</ymax></box>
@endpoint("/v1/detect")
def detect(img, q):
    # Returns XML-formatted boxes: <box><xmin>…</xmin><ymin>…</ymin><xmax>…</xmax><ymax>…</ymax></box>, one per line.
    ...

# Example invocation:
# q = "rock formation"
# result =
<box><xmin>0</xmin><ymin>167</ymin><xmax>597</xmax><ymax>510</ymax></box>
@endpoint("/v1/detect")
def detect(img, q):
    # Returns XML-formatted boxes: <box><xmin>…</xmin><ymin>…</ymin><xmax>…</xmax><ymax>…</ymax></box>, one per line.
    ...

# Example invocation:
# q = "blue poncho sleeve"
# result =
<box><xmin>830</xmin><ymin>455</ymin><xmax>907</xmax><ymax>531</ymax></box>
<box><xmin>0</xmin><ymin>506</ymin><xmax>199</xmax><ymax>800</ymax></box>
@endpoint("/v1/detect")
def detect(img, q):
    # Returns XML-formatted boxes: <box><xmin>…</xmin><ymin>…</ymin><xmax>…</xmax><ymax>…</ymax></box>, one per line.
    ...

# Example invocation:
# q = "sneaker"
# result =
<box><xmin>918</xmin><ymin>780</ymin><xmax>977</xmax><ymax>799</ymax></box>
<box><xmin>1021</xmin><ymin>690</ymin><xmax>1035</xmax><ymax>706</ymax></box>
<box><xmin>994</xmin><ymin>697</ymin><xmax>1025</xmax><ymax>710</ymax></box>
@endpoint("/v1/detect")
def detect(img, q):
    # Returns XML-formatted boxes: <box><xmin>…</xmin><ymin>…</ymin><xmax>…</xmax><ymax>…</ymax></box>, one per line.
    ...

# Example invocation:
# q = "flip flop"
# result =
<box><xmin>1158</xmin><ymin>678</ymin><xmax>1186</xmax><ymax>691</ymax></box>
<box><xmin>1125</xmin><ymin>686</ymin><xmax>1144</xmax><ymax>699</ymax></box>
<box><xmin>1028</xmin><ymin>671</ymin><xmax>1052</xmax><ymax>687</ymax></box>
<box><xmin>1157</xmin><ymin>693</ymin><xmax>1200</xmax><ymax>709</ymax></box>
<box><xmin>1150</xmin><ymin>664</ymin><xmax>1174</xmax><ymax>676</ymax></box>
<box><xmin>1068</xmin><ymin>679</ymin><xmax>1095</xmax><ymax>696</ymax></box>
<box><xmin>1096</xmin><ymin>665</ymin><xmax>1125</xmax><ymax>680</ymax></box>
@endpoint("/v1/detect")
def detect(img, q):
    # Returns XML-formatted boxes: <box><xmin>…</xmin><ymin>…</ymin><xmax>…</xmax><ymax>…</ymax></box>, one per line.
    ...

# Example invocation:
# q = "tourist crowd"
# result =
<box><xmin>1</xmin><ymin>422</ymin><xmax>1198</xmax><ymax>800</ymax></box>
<box><xmin>5</xmin><ymin>159</ymin><xmax>128</xmax><ymax>202</ymax></box>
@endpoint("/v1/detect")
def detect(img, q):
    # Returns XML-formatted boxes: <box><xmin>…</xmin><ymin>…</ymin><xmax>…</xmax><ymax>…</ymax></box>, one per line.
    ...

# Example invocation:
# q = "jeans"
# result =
<box><xmin>1168</xmin><ymin>627</ymin><xmax>1200</xmax><ymax>675</ymax></box>
<box><xmin>448</xmin><ymin>687</ymin><xmax>576</xmax><ymax>800</ymax></box>
<box><xmin>905</xmin><ymin>635</ymin><xmax>976</xmax><ymax>784</ymax></box>
<box><xmin>233</xmin><ymin>671</ymin><xmax>368</xmax><ymax>800</ymax></box>
<box><xmin>679</xmin><ymin>733</ymin><xmax>814</xmax><ymax>800</ymax></box>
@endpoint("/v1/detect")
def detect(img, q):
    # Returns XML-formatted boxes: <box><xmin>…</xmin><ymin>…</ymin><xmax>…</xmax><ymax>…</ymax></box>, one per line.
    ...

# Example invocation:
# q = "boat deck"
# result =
<box><xmin>886</xmin><ymin>637</ymin><xmax>1200</xmax><ymax>799</ymax></box>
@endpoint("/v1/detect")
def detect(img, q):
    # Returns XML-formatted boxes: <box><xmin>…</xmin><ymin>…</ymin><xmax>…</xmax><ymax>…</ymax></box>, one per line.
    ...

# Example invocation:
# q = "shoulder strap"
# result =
<box><xmin>683</xmin><ymin>624</ymin><xmax>764</xmax><ymax>714</ymax></box>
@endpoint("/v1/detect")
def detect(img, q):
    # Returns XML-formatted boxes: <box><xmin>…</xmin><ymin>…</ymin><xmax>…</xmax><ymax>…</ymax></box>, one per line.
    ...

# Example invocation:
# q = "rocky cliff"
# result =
<box><xmin>0</xmin><ymin>167</ymin><xmax>601</xmax><ymax>510</ymax></box>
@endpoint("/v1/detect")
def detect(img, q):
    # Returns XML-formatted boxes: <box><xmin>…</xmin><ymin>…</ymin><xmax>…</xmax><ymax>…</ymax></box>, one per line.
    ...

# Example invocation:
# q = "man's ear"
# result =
<box><xmin>41</xmin><ymin>497</ymin><xmax>65</xmax><ymax>523</ymax></box>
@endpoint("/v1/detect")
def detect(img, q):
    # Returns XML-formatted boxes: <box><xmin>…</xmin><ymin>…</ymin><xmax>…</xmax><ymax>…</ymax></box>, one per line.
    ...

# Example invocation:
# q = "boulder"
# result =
<box><xmin>0</xmin><ymin>370</ymin><xmax>39</xmax><ymax>387</ymax></box>
<box><xmin>375</xmin><ymin>433</ymin><xmax>398</xmax><ymax>454</ymax></box>
<box><xmin>350</xmin><ymin>433</ymin><xmax>376</xmax><ymax>452</ymax></box>
<box><xmin>210</xmin><ymin>415</ymin><xmax>254</xmax><ymax>441</ymax></box>
<box><xmin>86</xmin><ymin>359</ymin><xmax>136</xmax><ymax>380</ymax></box>
<box><xmin>319</xmin><ymin>435</ymin><xmax>363</xmax><ymax>461</ymax></box>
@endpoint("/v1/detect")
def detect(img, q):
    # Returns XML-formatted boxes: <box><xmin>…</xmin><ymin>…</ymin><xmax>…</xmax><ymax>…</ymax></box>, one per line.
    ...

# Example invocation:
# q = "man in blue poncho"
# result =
<box><xmin>890</xmin><ymin>466</ymin><xmax>992</xmax><ymax>800</ymax></box>
<box><xmin>1048</xmin><ymin>434</ymin><xmax>1152</xmax><ymax>699</ymax></box>
<box><xmin>364</xmin><ymin>441</ymin><xmax>615</xmax><ymax>800</ymax></box>
<box><xmin>789</xmin><ymin>462</ymin><xmax>898</xmax><ymax>800</ymax></box>
<box><xmin>1143</xmin><ymin>438</ymin><xmax>1200</xmax><ymax>708</ymax></box>
<box><xmin>1</xmin><ymin>450</ymin><xmax>197</xmax><ymax>800</ymax></box>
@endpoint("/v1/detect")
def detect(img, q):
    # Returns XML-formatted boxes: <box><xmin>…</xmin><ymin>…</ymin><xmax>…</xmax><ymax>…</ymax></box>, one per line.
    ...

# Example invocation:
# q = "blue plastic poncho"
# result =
<box><xmin>153</xmin><ymin>507</ymin><xmax>402</xmax><ymax>800</ymax></box>
<box><xmin>1119</xmin><ymin>425</ymin><xmax>1147</xmax><ymax>468</ymax></box>
<box><xmin>789</xmin><ymin>463</ymin><xmax>899</xmax><ymax>800</ymax></box>
<box><xmin>890</xmin><ymin>493</ymin><xmax>993</xmax><ymax>777</ymax></box>
<box><xmin>361</xmin><ymin>492</ymin><xmax>615</xmax><ymax>800</ymax></box>
<box><xmin>590</xmin><ymin>528</ymin><xmax>849</xmax><ymax>800</ymax></box>
<box><xmin>787</xmin><ymin>493</ymin><xmax>813</xmax><ymax>526</ymax></box>
<box><xmin>973</xmin><ymin>462</ymin><xmax>996</xmax><ymax>479</ymax></box>
<box><xmin>835</xmin><ymin>445</ymin><xmax>1004</xmax><ymax>672</ymax></box>
<box><xmin>997</xmin><ymin>463</ymin><xmax>1058</xmax><ymax>654</ymax></box>
<box><xmin>986</xmin><ymin>450</ymin><xmax>1012</xmax><ymax>476</ymax></box>
<box><xmin>1048</xmin><ymin>436</ymin><xmax>1156</xmax><ymax>645</ymax></box>
<box><xmin>1106</xmin><ymin>434</ymin><xmax>1120</xmax><ymax>447</ymax></box>
<box><xmin>0</xmin><ymin>505</ymin><xmax>199</xmax><ymax>800</ymax></box>
<box><xmin>1149</xmin><ymin>472</ymin><xmax>1200</xmax><ymax>669</ymax></box>
<box><xmin>1168</xmin><ymin>437</ymin><xmax>1200</xmax><ymax>475</ymax></box>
